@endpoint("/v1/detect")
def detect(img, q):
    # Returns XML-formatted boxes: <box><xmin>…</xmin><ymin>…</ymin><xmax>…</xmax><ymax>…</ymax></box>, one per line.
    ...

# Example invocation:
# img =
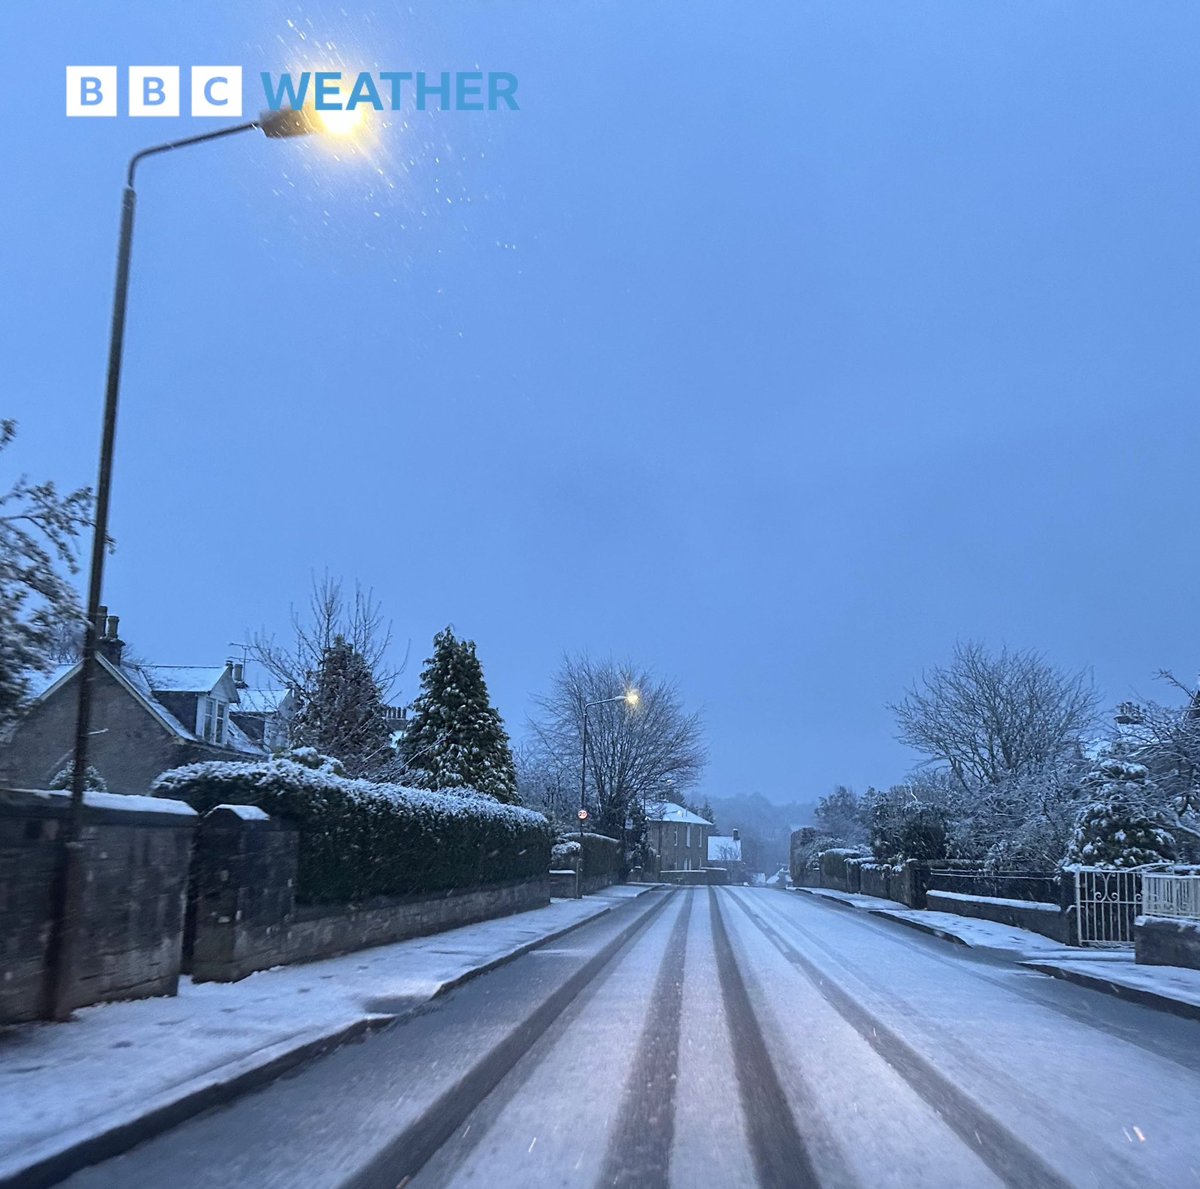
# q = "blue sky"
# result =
<box><xmin>4</xmin><ymin>1</ymin><xmax>1199</xmax><ymax>803</ymax></box>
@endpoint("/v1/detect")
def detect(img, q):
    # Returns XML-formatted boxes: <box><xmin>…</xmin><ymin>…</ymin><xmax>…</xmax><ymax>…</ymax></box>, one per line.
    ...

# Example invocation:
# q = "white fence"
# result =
<box><xmin>1142</xmin><ymin>872</ymin><xmax>1200</xmax><ymax>922</ymax></box>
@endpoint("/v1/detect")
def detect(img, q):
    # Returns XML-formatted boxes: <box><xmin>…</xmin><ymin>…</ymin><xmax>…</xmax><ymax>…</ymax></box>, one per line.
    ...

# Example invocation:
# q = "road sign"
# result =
<box><xmin>577</xmin><ymin>809</ymin><xmax>588</xmax><ymax>821</ymax></box>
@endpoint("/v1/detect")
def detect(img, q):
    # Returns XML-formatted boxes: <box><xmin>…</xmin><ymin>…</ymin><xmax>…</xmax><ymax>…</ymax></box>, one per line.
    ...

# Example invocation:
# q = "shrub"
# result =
<box><xmin>557</xmin><ymin>830</ymin><xmax>622</xmax><ymax>879</ymax></box>
<box><xmin>153</xmin><ymin>758</ymin><xmax>553</xmax><ymax>904</ymax></box>
<box><xmin>48</xmin><ymin>764</ymin><xmax>107</xmax><ymax>792</ymax></box>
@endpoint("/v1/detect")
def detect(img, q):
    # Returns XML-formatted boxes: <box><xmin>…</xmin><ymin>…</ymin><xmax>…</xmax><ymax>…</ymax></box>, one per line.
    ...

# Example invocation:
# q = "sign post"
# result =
<box><xmin>576</xmin><ymin>808</ymin><xmax>588</xmax><ymax>899</ymax></box>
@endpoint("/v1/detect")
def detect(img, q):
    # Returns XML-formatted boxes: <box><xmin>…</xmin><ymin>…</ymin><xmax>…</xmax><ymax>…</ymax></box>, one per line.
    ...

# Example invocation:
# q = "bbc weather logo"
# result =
<box><xmin>66</xmin><ymin>67</ymin><xmax>243</xmax><ymax>117</ymax></box>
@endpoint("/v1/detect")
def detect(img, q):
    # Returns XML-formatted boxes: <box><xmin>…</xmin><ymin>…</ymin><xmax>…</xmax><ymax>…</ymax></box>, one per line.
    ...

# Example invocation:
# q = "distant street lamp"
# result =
<box><xmin>577</xmin><ymin>689</ymin><xmax>639</xmax><ymax>898</ymax></box>
<box><xmin>45</xmin><ymin>110</ymin><xmax>329</xmax><ymax>1021</ymax></box>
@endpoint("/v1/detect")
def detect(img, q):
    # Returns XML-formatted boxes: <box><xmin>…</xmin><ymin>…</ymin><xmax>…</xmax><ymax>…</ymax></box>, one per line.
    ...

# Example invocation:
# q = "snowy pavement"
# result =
<box><xmin>0</xmin><ymin>885</ymin><xmax>653</xmax><ymax>1186</ymax></box>
<box><xmin>795</xmin><ymin>885</ymin><xmax>1200</xmax><ymax>1019</ymax></box>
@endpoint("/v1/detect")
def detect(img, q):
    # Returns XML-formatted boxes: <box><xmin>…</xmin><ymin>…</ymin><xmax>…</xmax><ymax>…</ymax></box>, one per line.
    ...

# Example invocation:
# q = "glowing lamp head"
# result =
<box><xmin>315</xmin><ymin>105</ymin><xmax>368</xmax><ymax>138</ymax></box>
<box><xmin>624</xmin><ymin>689</ymin><xmax>641</xmax><ymax>709</ymax></box>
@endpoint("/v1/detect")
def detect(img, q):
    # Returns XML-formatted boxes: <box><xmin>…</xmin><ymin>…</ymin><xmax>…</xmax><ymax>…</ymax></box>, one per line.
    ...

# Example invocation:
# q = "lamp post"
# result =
<box><xmin>44</xmin><ymin>110</ymin><xmax>322</xmax><ymax>1021</ymax></box>
<box><xmin>577</xmin><ymin>689</ymin><xmax>639</xmax><ymax>898</ymax></box>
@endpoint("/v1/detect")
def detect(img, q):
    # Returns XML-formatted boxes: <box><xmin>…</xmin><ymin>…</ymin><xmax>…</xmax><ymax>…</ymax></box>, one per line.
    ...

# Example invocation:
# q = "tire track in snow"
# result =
<box><xmin>709</xmin><ymin>889</ymin><xmax>821</xmax><ymax>1189</ymax></box>
<box><xmin>597</xmin><ymin>889</ymin><xmax>694</xmax><ymax>1188</ymax></box>
<box><xmin>723</xmin><ymin>890</ymin><xmax>1076</xmax><ymax>1189</ymax></box>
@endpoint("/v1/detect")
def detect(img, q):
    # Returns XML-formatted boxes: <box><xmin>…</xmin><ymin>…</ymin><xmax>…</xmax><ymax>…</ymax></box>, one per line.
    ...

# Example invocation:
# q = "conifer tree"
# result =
<box><xmin>1065</xmin><ymin>760</ymin><xmax>1176</xmax><ymax>868</ymax></box>
<box><xmin>291</xmin><ymin>634</ymin><xmax>389</xmax><ymax>777</ymax></box>
<box><xmin>404</xmin><ymin>627</ymin><xmax>519</xmax><ymax>803</ymax></box>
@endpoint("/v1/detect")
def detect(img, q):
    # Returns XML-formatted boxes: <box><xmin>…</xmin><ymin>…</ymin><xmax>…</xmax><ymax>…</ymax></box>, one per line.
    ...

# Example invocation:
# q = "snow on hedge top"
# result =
<box><xmin>152</xmin><ymin>757</ymin><xmax>548</xmax><ymax>829</ymax></box>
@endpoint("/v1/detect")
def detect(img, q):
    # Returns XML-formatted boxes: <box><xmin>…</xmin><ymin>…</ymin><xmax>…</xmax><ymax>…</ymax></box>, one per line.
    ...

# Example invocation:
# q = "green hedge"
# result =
<box><xmin>153</xmin><ymin>758</ymin><xmax>553</xmax><ymax>905</ymax></box>
<box><xmin>555</xmin><ymin>830</ymin><xmax>622</xmax><ymax>879</ymax></box>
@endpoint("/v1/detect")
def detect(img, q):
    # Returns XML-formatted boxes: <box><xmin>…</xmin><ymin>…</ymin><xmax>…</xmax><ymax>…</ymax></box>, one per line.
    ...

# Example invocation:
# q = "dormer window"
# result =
<box><xmin>199</xmin><ymin>696</ymin><xmax>228</xmax><ymax>745</ymax></box>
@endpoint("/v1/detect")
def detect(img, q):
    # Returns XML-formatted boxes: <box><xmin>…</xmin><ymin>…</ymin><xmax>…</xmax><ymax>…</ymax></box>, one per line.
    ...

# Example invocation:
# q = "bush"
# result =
<box><xmin>866</xmin><ymin>787</ymin><xmax>949</xmax><ymax>863</ymax></box>
<box><xmin>153</xmin><ymin>758</ymin><xmax>553</xmax><ymax>904</ymax></box>
<box><xmin>48</xmin><ymin>764</ymin><xmax>107</xmax><ymax>792</ymax></box>
<box><xmin>557</xmin><ymin>830</ymin><xmax>622</xmax><ymax>879</ymax></box>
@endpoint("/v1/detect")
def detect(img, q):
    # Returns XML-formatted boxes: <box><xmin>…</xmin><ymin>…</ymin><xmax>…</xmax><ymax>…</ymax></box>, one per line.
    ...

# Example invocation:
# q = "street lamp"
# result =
<box><xmin>577</xmin><ymin>689</ymin><xmax>639</xmax><ymax>898</ymax></box>
<box><xmin>44</xmin><ymin>110</ymin><xmax>324</xmax><ymax>1021</ymax></box>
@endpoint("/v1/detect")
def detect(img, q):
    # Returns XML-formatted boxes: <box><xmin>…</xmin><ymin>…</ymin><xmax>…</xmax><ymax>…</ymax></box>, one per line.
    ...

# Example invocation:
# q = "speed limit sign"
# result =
<box><xmin>577</xmin><ymin>809</ymin><xmax>589</xmax><ymax>821</ymax></box>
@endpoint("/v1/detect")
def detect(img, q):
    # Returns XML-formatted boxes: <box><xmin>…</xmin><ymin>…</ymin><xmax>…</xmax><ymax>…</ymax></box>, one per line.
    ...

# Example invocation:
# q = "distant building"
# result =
<box><xmin>707</xmin><ymin>831</ymin><xmax>746</xmax><ymax>883</ymax></box>
<box><xmin>644</xmin><ymin>801</ymin><xmax>713</xmax><ymax>872</ymax></box>
<box><xmin>0</xmin><ymin>611</ymin><xmax>288</xmax><ymax>793</ymax></box>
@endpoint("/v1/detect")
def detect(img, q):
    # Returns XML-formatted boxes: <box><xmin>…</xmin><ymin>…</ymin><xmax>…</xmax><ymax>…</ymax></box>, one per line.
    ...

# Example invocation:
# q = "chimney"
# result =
<box><xmin>95</xmin><ymin>609</ymin><xmax>125</xmax><ymax>667</ymax></box>
<box><xmin>232</xmin><ymin>661</ymin><xmax>246</xmax><ymax>688</ymax></box>
<box><xmin>732</xmin><ymin>828</ymin><xmax>740</xmax><ymax>842</ymax></box>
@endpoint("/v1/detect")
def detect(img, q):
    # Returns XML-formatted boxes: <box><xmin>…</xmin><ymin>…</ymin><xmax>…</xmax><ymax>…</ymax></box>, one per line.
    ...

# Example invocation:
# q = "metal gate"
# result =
<box><xmin>1073</xmin><ymin>867</ymin><xmax>1145</xmax><ymax>946</ymax></box>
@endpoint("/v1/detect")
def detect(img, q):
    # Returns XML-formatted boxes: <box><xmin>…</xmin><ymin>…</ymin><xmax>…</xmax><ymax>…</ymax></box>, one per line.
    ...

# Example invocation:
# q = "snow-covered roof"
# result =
<box><xmin>645</xmin><ymin>801</ymin><xmax>712</xmax><ymax>826</ymax></box>
<box><xmin>22</xmin><ymin>657</ymin><xmax>265</xmax><ymax>755</ymax></box>
<box><xmin>139</xmin><ymin>666</ymin><xmax>230</xmax><ymax>695</ymax></box>
<box><xmin>707</xmin><ymin>835</ymin><xmax>743</xmax><ymax>862</ymax></box>
<box><xmin>232</xmin><ymin>688</ymin><xmax>291</xmax><ymax>714</ymax></box>
<box><xmin>25</xmin><ymin>664</ymin><xmax>75</xmax><ymax>701</ymax></box>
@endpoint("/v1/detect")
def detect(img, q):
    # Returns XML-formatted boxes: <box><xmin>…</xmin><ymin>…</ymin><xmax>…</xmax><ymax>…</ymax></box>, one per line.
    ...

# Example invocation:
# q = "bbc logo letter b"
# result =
<box><xmin>129</xmin><ymin>66</ymin><xmax>180</xmax><ymax>117</ymax></box>
<box><xmin>66</xmin><ymin>66</ymin><xmax>117</xmax><ymax>117</ymax></box>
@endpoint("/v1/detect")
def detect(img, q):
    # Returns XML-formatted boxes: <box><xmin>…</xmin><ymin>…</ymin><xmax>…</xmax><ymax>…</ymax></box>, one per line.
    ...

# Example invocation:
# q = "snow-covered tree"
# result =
<box><xmin>290</xmin><ymin>635</ymin><xmax>390</xmax><ymax>777</ymax></box>
<box><xmin>815</xmin><ymin>785</ymin><xmax>868</xmax><ymax>844</ymax></box>
<box><xmin>1065</xmin><ymin>761</ymin><xmax>1177</xmax><ymax>868</ymax></box>
<box><xmin>253</xmin><ymin>574</ymin><xmax>401</xmax><ymax>756</ymax></box>
<box><xmin>403</xmin><ymin>627</ymin><xmax>519</xmax><ymax>803</ymax></box>
<box><xmin>48</xmin><ymin>763</ymin><xmax>106</xmax><ymax>792</ymax></box>
<box><xmin>0</xmin><ymin>420</ymin><xmax>92</xmax><ymax>732</ymax></box>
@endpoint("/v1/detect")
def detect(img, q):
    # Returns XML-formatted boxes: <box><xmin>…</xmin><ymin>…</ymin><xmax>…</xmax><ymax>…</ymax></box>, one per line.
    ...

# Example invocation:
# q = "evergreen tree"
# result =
<box><xmin>291</xmin><ymin>634</ymin><xmax>389</xmax><ymax>777</ymax></box>
<box><xmin>404</xmin><ymin>627</ymin><xmax>519</xmax><ymax>803</ymax></box>
<box><xmin>49</xmin><ymin>764</ymin><xmax>107</xmax><ymax>792</ymax></box>
<box><xmin>1065</xmin><ymin>760</ymin><xmax>1176</xmax><ymax>868</ymax></box>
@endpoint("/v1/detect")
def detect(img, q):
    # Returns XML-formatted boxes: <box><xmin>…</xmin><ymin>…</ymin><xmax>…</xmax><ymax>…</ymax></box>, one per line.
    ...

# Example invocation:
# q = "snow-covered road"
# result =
<box><xmin>64</xmin><ymin>888</ymin><xmax>1200</xmax><ymax>1188</ymax></box>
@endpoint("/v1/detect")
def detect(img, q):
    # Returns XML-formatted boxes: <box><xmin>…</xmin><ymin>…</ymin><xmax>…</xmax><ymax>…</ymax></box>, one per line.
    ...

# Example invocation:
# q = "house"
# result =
<box><xmin>644</xmin><ymin>801</ymin><xmax>713</xmax><ymax>872</ymax></box>
<box><xmin>0</xmin><ymin>610</ymin><xmax>285</xmax><ymax>794</ymax></box>
<box><xmin>707</xmin><ymin>830</ymin><xmax>746</xmax><ymax>883</ymax></box>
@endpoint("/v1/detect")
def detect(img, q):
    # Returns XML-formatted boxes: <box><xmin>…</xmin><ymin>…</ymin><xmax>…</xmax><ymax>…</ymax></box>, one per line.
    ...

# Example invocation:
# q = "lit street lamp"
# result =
<box><xmin>45</xmin><ymin>110</ymin><xmax>326</xmax><ymax>1020</ymax></box>
<box><xmin>577</xmin><ymin>689</ymin><xmax>640</xmax><ymax>898</ymax></box>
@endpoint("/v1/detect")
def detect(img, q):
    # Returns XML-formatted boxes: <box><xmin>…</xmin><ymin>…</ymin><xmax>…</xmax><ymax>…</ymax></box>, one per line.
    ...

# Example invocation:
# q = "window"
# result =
<box><xmin>673</xmin><ymin>826</ymin><xmax>679</xmax><ymax>846</ymax></box>
<box><xmin>199</xmin><ymin>697</ymin><xmax>228</xmax><ymax>745</ymax></box>
<box><xmin>686</xmin><ymin>824</ymin><xmax>692</xmax><ymax>848</ymax></box>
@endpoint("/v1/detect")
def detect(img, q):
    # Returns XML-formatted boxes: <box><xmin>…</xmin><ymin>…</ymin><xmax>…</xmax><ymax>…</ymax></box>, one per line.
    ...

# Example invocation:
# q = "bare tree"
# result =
<box><xmin>251</xmin><ymin>574</ymin><xmax>404</xmax><ymax>763</ymax></box>
<box><xmin>531</xmin><ymin>654</ymin><xmax>706</xmax><ymax>835</ymax></box>
<box><xmin>891</xmin><ymin>641</ymin><xmax>1098</xmax><ymax>792</ymax></box>
<box><xmin>513</xmin><ymin>740</ymin><xmax>573</xmax><ymax>825</ymax></box>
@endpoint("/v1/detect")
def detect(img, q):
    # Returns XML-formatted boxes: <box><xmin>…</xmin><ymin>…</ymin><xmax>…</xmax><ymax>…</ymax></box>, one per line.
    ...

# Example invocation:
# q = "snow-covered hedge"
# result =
<box><xmin>556</xmin><ymin>830</ymin><xmax>622</xmax><ymax>879</ymax></box>
<box><xmin>153</xmin><ymin>758</ymin><xmax>553</xmax><ymax>904</ymax></box>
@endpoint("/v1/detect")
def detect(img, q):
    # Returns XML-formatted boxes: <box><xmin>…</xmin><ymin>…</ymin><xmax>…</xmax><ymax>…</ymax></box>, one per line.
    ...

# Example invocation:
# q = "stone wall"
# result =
<box><xmin>0</xmin><ymin>787</ymin><xmax>195</xmax><ymax>1023</ymax></box>
<box><xmin>925</xmin><ymin>889</ymin><xmax>1070</xmax><ymax>943</ymax></box>
<box><xmin>1135</xmin><ymin>915</ymin><xmax>1200</xmax><ymax>970</ymax></box>
<box><xmin>658</xmin><ymin>868</ymin><xmax>728</xmax><ymax>886</ymax></box>
<box><xmin>190</xmin><ymin>807</ymin><xmax>551</xmax><ymax>982</ymax></box>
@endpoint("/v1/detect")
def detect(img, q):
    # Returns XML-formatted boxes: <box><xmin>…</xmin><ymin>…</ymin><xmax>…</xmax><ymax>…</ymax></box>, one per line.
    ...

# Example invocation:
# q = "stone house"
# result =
<box><xmin>645</xmin><ymin>801</ymin><xmax>713</xmax><ymax>872</ymax></box>
<box><xmin>0</xmin><ymin>613</ymin><xmax>290</xmax><ymax>794</ymax></box>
